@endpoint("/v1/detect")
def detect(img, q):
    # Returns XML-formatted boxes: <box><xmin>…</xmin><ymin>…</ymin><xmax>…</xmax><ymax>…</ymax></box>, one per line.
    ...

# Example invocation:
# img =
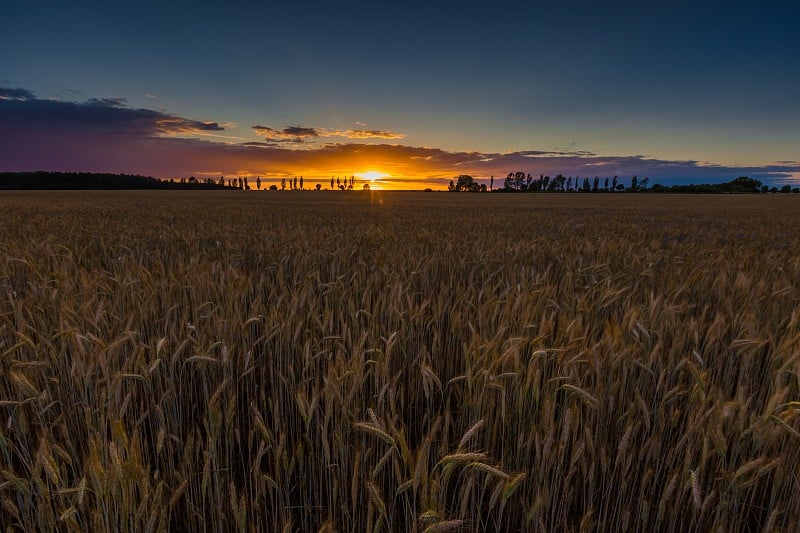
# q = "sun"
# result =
<box><xmin>358</xmin><ymin>170</ymin><xmax>387</xmax><ymax>181</ymax></box>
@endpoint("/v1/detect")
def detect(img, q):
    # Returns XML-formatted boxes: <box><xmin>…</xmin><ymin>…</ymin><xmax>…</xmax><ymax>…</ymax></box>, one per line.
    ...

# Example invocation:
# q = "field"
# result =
<box><xmin>1</xmin><ymin>191</ymin><xmax>799</xmax><ymax>531</ymax></box>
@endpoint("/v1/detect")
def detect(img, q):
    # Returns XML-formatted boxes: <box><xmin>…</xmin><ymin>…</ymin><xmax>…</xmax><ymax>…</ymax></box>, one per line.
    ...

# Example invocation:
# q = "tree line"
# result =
<box><xmin>3</xmin><ymin>171</ymin><xmax>795</xmax><ymax>193</ymax></box>
<box><xmin>449</xmin><ymin>174</ymin><xmax>798</xmax><ymax>194</ymax></box>
<box><xmin>0</xmin><ymin>172</ymin><xmax>372</xmax><ymax>191</ymax></box>
<box><xmin>0</xmin><ymin>172</ymin><xmax>233</xmax><ymax>190</ymax></box>
<box><xmin>274</xmin><ymin>175</ymin><xmax>363</xmax><ymax>191</ymax></box>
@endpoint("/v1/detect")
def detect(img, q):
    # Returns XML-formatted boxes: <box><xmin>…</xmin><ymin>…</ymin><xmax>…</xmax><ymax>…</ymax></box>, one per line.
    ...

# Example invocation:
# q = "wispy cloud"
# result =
<box><xmin>252</xmin><ymin>124</ymin><xmax>405</xmax><ymax>142</ymax></box>
<box><xmin>87</xmin><ymin>97</ymin><xmax>128</xmax><ymax>107</ymax></box>
<box><xmin>252</xmin><ymin>125</ymin><xmax>321</xmax><ymax>142</ymax></box>
<box><xmin>0</xmin><ymin>87</ymin><xmax>36</xmax><ymax>100</ymax></box>
<box><xmin>332</xmin><ymin>129</ymin><xmax>405</xmax><ymax>139</ymax></box>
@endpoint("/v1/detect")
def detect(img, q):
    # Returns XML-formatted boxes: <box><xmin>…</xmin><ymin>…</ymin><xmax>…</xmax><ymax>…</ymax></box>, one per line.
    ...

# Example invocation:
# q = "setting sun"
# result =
<box><xmin>357</xmin><ymin>170</ymin><xmax>388</xmax><ymax>181</ymax></box>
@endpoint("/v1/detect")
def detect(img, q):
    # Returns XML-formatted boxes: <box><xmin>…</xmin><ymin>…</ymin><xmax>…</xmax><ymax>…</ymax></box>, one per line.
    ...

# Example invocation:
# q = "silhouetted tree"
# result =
<box><xmin>630</xmin><ymin>176</ymin><xmax>638</xmax><ymax>191</ymax></box>
<box><xmin>728</xmin><ymin>177</ymin><xmax>762</xmax><ymax>191</ymax></box>
<box><xmin>612</xmin><ymin>176</ymin><xmax>618</xmax><ymax>191</ymax></box>
<box><xmin>300</xmin><ymin>176</ymin><xmax>304</xmax><ymax>190</ymax></box>
<box><xmin>315</xmin><ymin>183</ymin><xmax>321</xmax><ymax>191</ymax></box>
<box><xmin>454</xmin><ymin>174</ymin><xmax>479</xmax><ymax>191</ymax></box>
<box><xmin>592</xmin><ymin>177</ymin><xmax>599</xmax><ymax>192</ymax></box>
<box><xmin>604</xmin><ymin>177</ymin><xmax>609</xmax><ymax>191</ymax></box>
<box><xmin>490</xmin><ymin>175</ymin><xmax>494</xmax><ymax>191</ymax></box>
<box><xmin>518</xmin><ymin>172</ymin><xmax>529</xmax><ymax>190</ymax></box>
<box><xmin>293</xmin><ymin>176</ymin><xmax>298</xmax><ymax>189</ymax></box>
<box><xmin>256</xmin><ymin>176</ymin><xmax>261</xmax><ymax>190</ymax></box>
<box><xmin>503</xmin><ymin>171</ymin><xmax>528</xmax><ymax>191</ymax></box>
<box><xmin>363</xmin><ymin>183</ymin><xmax>371</xmax><ymax>190</ymax></box>
<box><xmin>330</xmin><ymin>176</ymin><xmax>334</xmax><ymax>189</ymax></box>
<box><xmin>281</xmin><ymin>177</ymin><xmax>286</xmax><ymax>190</ymax></box>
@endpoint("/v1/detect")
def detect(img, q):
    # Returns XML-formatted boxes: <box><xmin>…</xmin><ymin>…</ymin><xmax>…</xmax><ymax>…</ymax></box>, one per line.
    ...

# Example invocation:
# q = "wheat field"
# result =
<box><xmin>1</xmin><ymin>191</ymin><xmax>798</xmax><ymax>531</ymax></box>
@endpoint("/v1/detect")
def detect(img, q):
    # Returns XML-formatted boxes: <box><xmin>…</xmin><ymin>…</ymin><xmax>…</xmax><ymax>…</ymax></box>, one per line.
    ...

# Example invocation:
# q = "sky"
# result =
<box><xmin>1</xmin><ymin>0</ymin><xmax>799</xmax><ymax>189</ymax></box>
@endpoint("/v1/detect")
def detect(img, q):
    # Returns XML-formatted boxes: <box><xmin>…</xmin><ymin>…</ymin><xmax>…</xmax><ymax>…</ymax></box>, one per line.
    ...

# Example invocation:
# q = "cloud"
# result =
<box><xmin>281</xmin><ymin>126</ymin><xmax>320</xmax><ymax>137</ymax></box>
<box><xmin>87</xmin><ymin>97</ymin><xmax>128</xmax><ymax>107</ymax></box>
<box><xmin>0</xmin><ymin>87</ymin><xmax>36</xmax><ymax>100</ymax></box>
<box><xmin>241</xmin><ymin>141</ymin><xmax>282</xmax><ymax>147</ymax></box>
<box><xmin>1</xmin><ymin>87</ymin><xmax>798</xmax><ymax>186</ymax></box>
<box><xmin>332</xmin><ymin>129</ymin><xmax>406</xmax><ymax>139</ymax></box>
<box><xmin>252</xmin><ymin>125</ymin><xmax>405</xmax><ymax>142</ymax></box>
<box><xmin>0</xmin><ymin>87</ymin><xmax>223</xmax><ymax>138</ymax></box>
<box><xmin>519</xmin><ymin>149</ymin><xmax>597</xmax><ymax>157</ymax></box>
<box><xmin>252</xmin><ymin>125</ymin><xmax>321</xmax><ymax>142</ymax></box>
<box><xmin>153</xmin><ymin>117</ymin><xmax>224</xmax><ymax>134</ymax></box>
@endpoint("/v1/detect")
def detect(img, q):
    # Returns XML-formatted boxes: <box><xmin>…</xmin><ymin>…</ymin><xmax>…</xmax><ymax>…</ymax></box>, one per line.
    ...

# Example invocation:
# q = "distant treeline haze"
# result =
<box><xmin>451</xmin><ymin>174</ymin><xmax>798</xmax><ymax>194</ymax></box>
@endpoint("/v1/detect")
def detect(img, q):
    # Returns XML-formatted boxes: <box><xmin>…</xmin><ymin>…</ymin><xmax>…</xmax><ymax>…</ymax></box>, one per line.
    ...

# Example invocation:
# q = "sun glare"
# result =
<box><xmin>358</xmin><ymin>170</ymin><xmax>387</xmax><ymax>181</ymax></box>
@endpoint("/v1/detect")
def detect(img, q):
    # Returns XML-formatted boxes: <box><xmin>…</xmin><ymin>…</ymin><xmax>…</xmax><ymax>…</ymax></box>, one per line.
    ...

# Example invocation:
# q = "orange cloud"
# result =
<box><xmin>252</xmin><ymin>125</ymin><xmax>405</xmax><ymax>142</ymax></box>
<box><xmin>251</xmin><ymin>125</ymin><xmax>319</xmax><ymax>142</ymax></box>
<box><xmin>330</xmin><ymin>129</ymin><xmax>405</xmax><ymax>139</ymax></box>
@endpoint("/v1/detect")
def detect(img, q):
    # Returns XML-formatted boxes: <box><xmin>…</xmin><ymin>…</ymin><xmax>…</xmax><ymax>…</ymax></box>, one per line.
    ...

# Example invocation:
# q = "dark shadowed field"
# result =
<box><xmin>1</xmin><ymin>191</ymin><xmax>799</xmax><ymax>531</ymax></box>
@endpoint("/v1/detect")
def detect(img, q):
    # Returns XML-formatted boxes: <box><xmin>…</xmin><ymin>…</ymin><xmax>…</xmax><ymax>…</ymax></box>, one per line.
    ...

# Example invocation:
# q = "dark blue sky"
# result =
<box><xmin>2</xmin><ymin>1</ymin><xmax>799</xmax><ymax>185</ymax></box>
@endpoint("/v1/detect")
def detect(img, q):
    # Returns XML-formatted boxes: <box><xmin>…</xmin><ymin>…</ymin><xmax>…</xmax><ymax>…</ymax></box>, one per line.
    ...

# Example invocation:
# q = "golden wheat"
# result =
<box><xmin>0</xmin><ymin>191</ymin><xmax>798</xmax><ymax>531</ymax></box>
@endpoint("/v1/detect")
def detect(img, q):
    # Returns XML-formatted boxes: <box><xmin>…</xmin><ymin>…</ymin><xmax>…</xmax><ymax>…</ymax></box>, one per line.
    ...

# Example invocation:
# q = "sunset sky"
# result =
<box><xmin>2</xmin><ymin>1</ymin><xmax>799</xmax><ymax>189</ymax></box>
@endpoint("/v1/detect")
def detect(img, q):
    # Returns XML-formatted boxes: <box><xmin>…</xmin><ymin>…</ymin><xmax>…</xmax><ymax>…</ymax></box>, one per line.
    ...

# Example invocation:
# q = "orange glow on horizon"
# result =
<box><xmin>194</xmin><ymin>175</ymin><xmax>446</xmax><ymax>191</ymax></box>
<box><xmin>357</xmin><ymin>170</ymin><xmax>388</xmax><ymax>181</ymax></box>
<box><xmin>166</xmin><ymin>142</ymin><xmax>473</xmax><ymax>190</ymax></box>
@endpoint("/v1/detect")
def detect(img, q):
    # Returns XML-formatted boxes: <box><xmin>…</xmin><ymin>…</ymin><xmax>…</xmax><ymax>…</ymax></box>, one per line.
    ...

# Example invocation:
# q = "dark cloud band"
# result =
<box><xmin>0</xmin><ymin>87</ymin><xmax>223</xmax><ymax>137</ymax></box>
